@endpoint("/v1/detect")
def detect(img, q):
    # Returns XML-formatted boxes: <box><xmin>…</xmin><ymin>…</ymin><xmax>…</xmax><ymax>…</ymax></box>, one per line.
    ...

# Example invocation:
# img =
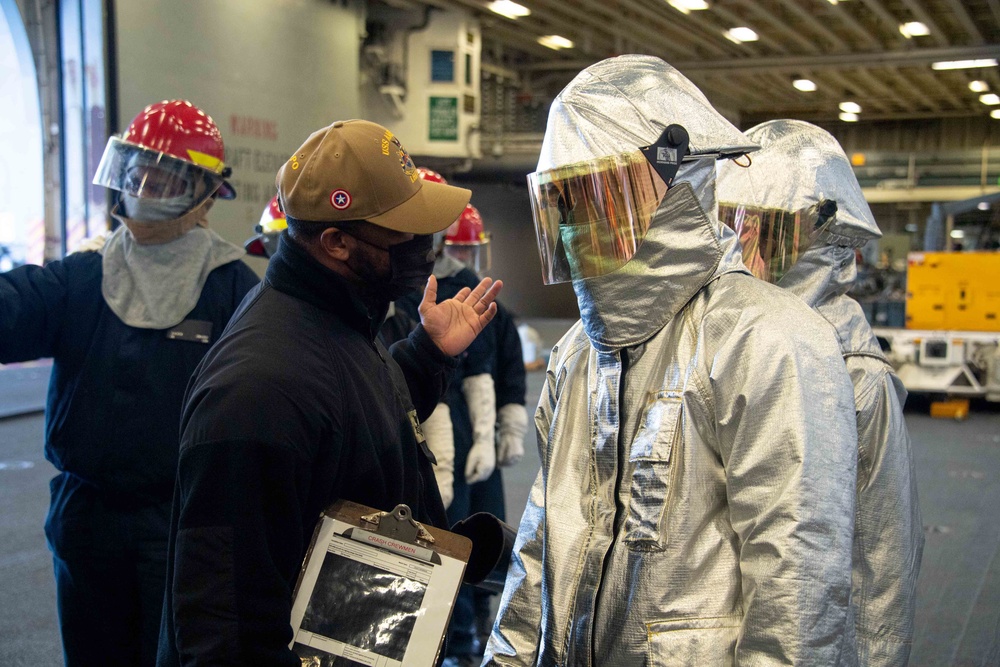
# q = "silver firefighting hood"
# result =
<box><xmin>717</xmin><ymin>119</ymin><xmax>880</xmax><ymax>249</ymax></box>
<box><xmin>717</xmin><ymin>119</ymin><xmax>882</xmax><ymax>346</ymax></box>
<box><xmin>537</xmin><ymin>55</ymin><xmax>759</xmax><ymax>352</ymax></box>
<box><xmin>537</xmin><ymin>55</ymin><xmax>759</xmax><ymax>172</ymax></box>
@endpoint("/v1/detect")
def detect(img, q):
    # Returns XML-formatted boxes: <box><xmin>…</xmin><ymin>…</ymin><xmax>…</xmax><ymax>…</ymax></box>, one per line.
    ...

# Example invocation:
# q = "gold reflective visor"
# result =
<box><xmin>718</xmin><ymin>201</ymin><xmax>834</xmax><ymax>283</ymax></box>
<box><xmin>528</xmin><ymin>152</ymin><xmax>668</xmax><ymax>284</ymax></box>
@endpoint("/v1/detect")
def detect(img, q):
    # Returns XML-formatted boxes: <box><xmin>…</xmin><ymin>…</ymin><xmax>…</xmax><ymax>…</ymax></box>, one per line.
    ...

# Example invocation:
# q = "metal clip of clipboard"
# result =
<box><xmin>361</xmin><ymin>504</ymin><xmax>436</xmax><ymax>544</ymax></box>
<box><xmin>341</xmin><ymin>504</ymin><xmax>442</xmax><ymax>565</ymax></box>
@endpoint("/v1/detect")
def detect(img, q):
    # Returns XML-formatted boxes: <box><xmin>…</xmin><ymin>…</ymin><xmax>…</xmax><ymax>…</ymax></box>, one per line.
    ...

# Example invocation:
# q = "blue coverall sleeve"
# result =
<box><xmin>493</xmin><ymin>303</ymin><xmax>526</xmax><ymax>407</ymax></box>
<box><xmin>0</xmin><ymin>260</ymin><xmax>71</xmax><ymax>362</ymax></box>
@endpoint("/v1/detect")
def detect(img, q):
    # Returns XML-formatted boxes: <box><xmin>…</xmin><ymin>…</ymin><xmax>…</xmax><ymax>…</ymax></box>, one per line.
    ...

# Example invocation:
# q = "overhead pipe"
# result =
<box><xmin>519</xmin><ymin>45</ymin><xmax>1000</xmax><ymax>73</ymax></box>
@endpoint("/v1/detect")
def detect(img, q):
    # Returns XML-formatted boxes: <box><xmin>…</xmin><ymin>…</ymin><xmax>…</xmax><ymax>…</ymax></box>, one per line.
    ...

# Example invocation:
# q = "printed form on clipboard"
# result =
<box><xmin>289</xmin><ymin>500</ymin><xmax>472</xmax><ymax>667</ymax></box>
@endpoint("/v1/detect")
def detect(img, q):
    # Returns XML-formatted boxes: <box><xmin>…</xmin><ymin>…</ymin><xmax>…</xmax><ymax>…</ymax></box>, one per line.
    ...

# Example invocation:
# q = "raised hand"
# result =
<box><xmin>418</xmin><ymin>275</ymin><xmax>503</xmax><ymax>357</ymax></box>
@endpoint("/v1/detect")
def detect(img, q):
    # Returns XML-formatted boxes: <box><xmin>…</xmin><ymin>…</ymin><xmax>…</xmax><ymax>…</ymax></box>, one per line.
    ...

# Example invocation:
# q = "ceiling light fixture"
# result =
<box><xmin>950</xmin><ymin>229</ymin><xmax>965</xmax><ymax>239</ymax></box>
<box><xmin>980</xmin><ymin>93</ymin><xmax>1000</xmax><ymax>105</ymax></box>
<box><xmin>537</xmin><ymin>34</ymin><xmax>574</xmax><ymax>50</ymax></box>
<box><xmin>793</xmin><ymin>78</ymin><xmax>817</xmax><ymax>92</ymax></box>
<box><xmin>667</xmin><ymin>0</ymin><xmax>709</xmax><ymax>15</ymax></box>
<box><xmin>969</xmin><ymin>80</ymin><xmax>989</xmax><ymax>93</ymax></box>
<box><xmin>932</xmin><ymin>59</ymin><xmax>998</xmax><ymax>70</ymax></box>
<box><xmin>487</xmin><ymin>0</ymin><xmax>530</xmax><ymax>19</ymax></box>
<box><xmin>724</xmin><ymin>27</ymin><xmax>758</xmax><ymax>43</ymax></box>
<box><xmin>899</xmin><ymin>22</ymin><xmax>930</xmax><ymax>38</ymax></box>
<box><xmin>839</xmin><ymin>101</ymin><xmax>862</xmax><ymax>113</ymax></box>
<box><xmin>992</xmin><ymin>109</ymin><xmax>1000</xmax><ymax>119</ymax></box>
<box><xmin>839</xmin><ymin>112</ymin><xmax>859</xmax><ymax>122</ymax></box>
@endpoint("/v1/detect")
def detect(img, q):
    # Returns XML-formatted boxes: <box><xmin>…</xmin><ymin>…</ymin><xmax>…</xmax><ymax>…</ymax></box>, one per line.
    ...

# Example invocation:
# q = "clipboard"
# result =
<box><xmin>289</xmin><ymin>500</ymin><xmax>472</xmax><ymax>667</ymax></box>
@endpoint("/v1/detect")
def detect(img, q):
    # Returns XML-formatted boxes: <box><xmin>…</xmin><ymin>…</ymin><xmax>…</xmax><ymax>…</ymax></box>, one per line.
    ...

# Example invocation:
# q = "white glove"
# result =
<box><xmin>496</xmin><ymin>403</ymin><xmax>527</xmax><ymax>467</ymax></box>
<box><xmin>421</xmin><ymin>403</ymin><xmax>455</xmax><ymax>509</ymax></box>
<box><xmin>462</xmin><ymin>373</ymin><xmax>497</xmax><ymax>484</ymax></box>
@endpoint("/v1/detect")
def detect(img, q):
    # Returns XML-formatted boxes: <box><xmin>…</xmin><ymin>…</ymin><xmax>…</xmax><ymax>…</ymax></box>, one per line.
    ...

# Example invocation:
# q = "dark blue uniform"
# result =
<box><xmin>0</xmin><ymin>249</ymin><xmax>258</xmax><ymax>667</ymax></box>
<box><xmin>467</xmin><ymin>300</ymin><xmax>526</xmax><ymax>656</ymax></box>
<box><xmin>398</xmin><ymin>267</ymin><xmax>495</xmax><ymax>525</ymax></box>
<box><xmin>399</xmin><ymin>268</ymin><xmax>527</xmax><ymax>661</ymax></box>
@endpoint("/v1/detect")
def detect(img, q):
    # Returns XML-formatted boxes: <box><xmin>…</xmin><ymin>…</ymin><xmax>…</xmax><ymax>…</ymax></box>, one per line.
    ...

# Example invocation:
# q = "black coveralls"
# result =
<box><xmin>157</xmin><ymin>235</ymin><xmax>453</xmax><ymax>666</ymax></box>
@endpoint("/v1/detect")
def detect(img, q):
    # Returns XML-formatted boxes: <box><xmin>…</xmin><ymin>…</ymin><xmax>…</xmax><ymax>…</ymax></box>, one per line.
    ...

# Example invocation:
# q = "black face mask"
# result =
<box><xmin>347</xmin><ymin>232</ymin><xmax>436</xmax><ymax>303</ymax></box>
<box><xmin>384</xmin><ymin>233</ymin><xmax>436</xmax><ymax>300</ymax></box>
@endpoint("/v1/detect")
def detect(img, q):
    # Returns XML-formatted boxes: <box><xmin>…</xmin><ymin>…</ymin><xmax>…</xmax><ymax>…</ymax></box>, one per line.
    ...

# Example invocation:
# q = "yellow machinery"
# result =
<box><xmin>929</xmin><ymin>398</ymin><xmax>970</xmax><ymax>420</ymax></box>
<box><xmin>905</xmin><ymin>251</ymin><xmax>1000</xmax><ymax>331</ymax></box>
<box><xmin>873</xmin><ymin>251</ymin><xmax>1000</xmax><ymax>402</ymax></box>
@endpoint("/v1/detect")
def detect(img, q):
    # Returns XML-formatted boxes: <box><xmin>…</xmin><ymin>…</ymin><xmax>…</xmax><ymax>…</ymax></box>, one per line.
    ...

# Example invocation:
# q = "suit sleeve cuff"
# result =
<box><xmin>410</xmin><ymin>324</ymin><xmax>460</xmax><ymax>369</ymax></box>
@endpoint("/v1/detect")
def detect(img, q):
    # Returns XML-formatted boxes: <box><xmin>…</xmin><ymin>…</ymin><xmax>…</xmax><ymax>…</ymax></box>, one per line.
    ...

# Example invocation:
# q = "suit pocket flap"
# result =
<box><xmin>629</xmin><ymin>392</ymin><xmax>682</xmax><ymax>462</ymax></box>
<box><xmin>647</xmin><ymin>615</ymin><xmax>741</xmax><ymax>667</ymax></box>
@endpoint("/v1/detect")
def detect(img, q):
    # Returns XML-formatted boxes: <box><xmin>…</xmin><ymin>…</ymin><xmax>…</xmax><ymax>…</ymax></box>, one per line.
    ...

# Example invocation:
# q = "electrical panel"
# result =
<box><xmin>362</xmin><ymin>8</ymin><xmax>481</xmax><ymax>160</ymax></box>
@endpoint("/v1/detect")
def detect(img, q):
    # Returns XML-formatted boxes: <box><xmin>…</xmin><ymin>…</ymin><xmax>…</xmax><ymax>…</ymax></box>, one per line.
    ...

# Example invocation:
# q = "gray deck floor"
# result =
<box><xmin>2</xmin><ymin>323</ymin><xmax>998</xmax><ymax>665</ymax></box>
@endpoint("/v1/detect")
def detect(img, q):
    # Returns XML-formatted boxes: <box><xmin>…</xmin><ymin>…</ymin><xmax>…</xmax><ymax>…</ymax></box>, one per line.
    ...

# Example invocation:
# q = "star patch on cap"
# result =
<box><xmin>330</xmin><ymin>189</ymin><xmax>352</xmax><ymax>210</ymax></box>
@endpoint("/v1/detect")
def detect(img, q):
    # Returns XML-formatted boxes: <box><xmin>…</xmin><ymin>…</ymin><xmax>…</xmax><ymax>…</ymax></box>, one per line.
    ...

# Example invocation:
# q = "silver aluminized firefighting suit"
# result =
<box><xmin>486</xmin><ymin>56</ymin><xmax>861</xmax><ymax>666</ymax></box>
<box><xmin>718</xmin><ymin>119</ymin><xmax>923</xmax><ymax>666</ymax></box>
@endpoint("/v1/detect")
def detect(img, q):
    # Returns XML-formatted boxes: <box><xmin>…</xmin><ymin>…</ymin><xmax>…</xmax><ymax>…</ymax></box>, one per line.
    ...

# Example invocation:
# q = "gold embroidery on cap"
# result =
<box><xmin>390</xmin><ymin>135</ymin><xmax>418</xmax><ymax>182</ymax></box>
<box><xmin>381</xmin><ymin>130</ymin><xmax>392</xmax><ymax>156</ymax></box>
<box><xmin>289</xmin><ymin>153</ymin><xmax>300</xmax><ymax>171</ymax></box>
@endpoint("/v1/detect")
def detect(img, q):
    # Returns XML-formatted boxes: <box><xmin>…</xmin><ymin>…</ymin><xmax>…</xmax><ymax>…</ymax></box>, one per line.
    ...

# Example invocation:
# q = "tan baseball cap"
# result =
<box><xmin>276</xmin><ymin>119</ymin><xmax>471</xmax><ymax>235</ymax></box>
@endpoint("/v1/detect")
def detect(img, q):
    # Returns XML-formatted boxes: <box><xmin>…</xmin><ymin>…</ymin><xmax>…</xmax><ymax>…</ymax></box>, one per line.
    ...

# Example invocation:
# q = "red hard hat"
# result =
<box><xmin>444</xmin><ymin>204</ymin><xmax>491</xmax><ymax>273</ymax></box>
<box><xmin>447</xmin><ymin>205</ymin><xmax>486</xmax><ymax>244</ymax></box>
<box><xmin>126</xmin><ymin>101</ymin><xmax>224</xmax><ymax>168</ymax></box>
<box><xmin>94</xmin><ymin>100</ymin><xmax>236</xmax><ymax>201</ymax></box>
<box><xmin>245</xmin><ymin>195</ymin><xmax>286</xmax><ymax>258</ymax></box>
<box><xmin>417</xmin><ymin>167</ymin><xmax>448</xmax><ymax>185</ymax></box>
<box><xmin>259</xmin><ymin>195</ymin><xmax>286</xmax><ymax>233</ymax></box>
<box><xmin>125</xmin><ymin>100</ymin><xmax>235</xmax><ymax>199</ymax></box>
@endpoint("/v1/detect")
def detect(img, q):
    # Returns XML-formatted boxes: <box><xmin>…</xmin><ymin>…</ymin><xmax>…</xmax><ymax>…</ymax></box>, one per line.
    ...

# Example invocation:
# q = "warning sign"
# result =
<box><xmin>429</xmin><ymin>96</ymin><xmax>458</xmax><ymax>142</ymax></box>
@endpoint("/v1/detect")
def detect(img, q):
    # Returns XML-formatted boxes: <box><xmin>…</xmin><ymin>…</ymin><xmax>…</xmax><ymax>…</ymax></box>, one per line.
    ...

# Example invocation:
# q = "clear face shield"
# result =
<box><xmin>93</xmin><ymin>136</ymin><xmax>225</xmax><ymax>216</ymax></box>
<box><xmin>718</xmin><ymin>199</ymin><xmax>837</xmax><ymax>283</ymax></box>
<box><xmin>528</xmin><ymin>124</ymin><xmax>710</xmax><ymax>284</ymax></box>
<box><xmin>444</xmin><ymin>235</ymin><xmax>491</xmax><ymax>274</ymax></box>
